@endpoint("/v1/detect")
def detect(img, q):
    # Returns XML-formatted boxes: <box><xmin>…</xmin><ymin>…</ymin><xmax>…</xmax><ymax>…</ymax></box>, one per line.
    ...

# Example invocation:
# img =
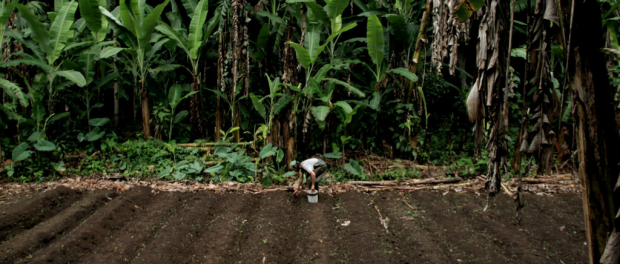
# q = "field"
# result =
<box><xmin>0</xmin><ymin>187</ymin><xmax>587</xmax><ymax>264</ymax></box>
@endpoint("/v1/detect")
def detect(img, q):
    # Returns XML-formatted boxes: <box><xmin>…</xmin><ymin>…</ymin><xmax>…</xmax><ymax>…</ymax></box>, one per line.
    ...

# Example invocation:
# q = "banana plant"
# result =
<box><xmin>366</xmin><ymin>15</ymin><xmax>419</xmax><ymax>90</ymax></box>
<box><xmin>249</xmin><ymin>74</ymin><xmax>293</xmax><ymax>144</ymax></box>
<box><xmin>156</xmin><ymin>0</ymin><xmax>219</xmax><ymax>134</ymax></box>
<box><xmin>3</xmin><ymin>1</ymin><xmax>87</xmax><ymax>113</ymax></box>
<box><xmin>99</xmin><ymin>0</ymin><xmax>171</xmax><ymax>139</ymax></box>
<box><xmin>303</xmin><ymin>0</ymin><xmax>353</xmax><ymax>60</ymax></box>
<box><xmin>166</xmin><ymin>84</ymin><xmax>198</xmax><ymax>142</ymax></box>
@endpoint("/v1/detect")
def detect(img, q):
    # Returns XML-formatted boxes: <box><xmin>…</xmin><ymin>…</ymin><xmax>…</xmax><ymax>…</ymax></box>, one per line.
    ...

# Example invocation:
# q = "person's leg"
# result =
<box><xmin>313</xmin><ymin>164</ymin><xmax>326</xmax><ymax>191</ymax></box>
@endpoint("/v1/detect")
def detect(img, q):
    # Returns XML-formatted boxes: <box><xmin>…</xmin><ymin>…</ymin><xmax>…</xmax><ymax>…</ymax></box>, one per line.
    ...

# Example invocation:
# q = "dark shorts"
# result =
<box><xmin>305</xmin><ymin>159</ymin><xmax>327</xmax><ymax>190</ymax></box>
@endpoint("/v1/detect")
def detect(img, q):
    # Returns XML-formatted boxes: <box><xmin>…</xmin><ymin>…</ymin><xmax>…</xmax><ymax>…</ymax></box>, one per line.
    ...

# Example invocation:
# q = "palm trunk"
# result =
<box><xmin>232</xmin><ymin>0</ymin><xmax>241</xmax><ymax>142</ymax></box>
<box><xmin>140</xmin><ymin>79</ymin><xmax>150</xmax><ymax>139</ymax></box>
<box><xmin>565</xmin><ymin>0</ymin><xmax>620</xmax><ymax>262</ymax></box>
<box><xmin>113</xmin><ymin>35</ymin><xmax>119</xmax><ymax>127</ymax></box>
<box><xmin>190</xmin><ymin>73</ymin><xmax>202</xmax><ymax>138</ymax></box>
<box><xmin>133</xmin><ymin>75</ymin><xmax>137</xmax><ymax>122</ymax></box>
<box><xmin>216</xmin><ymin>33</ymin><xmax>224</xmax><ymax>142</ymax></box>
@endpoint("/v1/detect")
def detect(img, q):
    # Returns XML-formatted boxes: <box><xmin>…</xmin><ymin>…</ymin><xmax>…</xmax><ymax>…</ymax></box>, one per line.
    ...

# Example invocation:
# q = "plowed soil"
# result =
<box><xmin>0</xmin><ymin>187</ymin><xmax>587</xmax><ymax>263</ymax></box>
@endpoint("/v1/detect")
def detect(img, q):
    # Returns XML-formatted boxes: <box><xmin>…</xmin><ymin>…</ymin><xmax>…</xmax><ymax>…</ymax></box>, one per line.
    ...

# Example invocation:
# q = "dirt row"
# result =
<box><xmin>0</xmin><ymin>187</ymin><xmax>587</xmax><ymax>263</ymax></box>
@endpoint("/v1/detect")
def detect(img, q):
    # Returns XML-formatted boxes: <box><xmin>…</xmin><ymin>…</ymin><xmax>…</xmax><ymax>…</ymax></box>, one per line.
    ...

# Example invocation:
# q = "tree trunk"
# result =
<box><xmin>113</xmin><ymin>35</ymin><xmax>119</xmax><ymax>127</ymax></box>
<box><xmin>565</xmin><ymin>0</ymin><xmax>620</xmax><ymax>262</ymax></box>
<box><xmin>114</xmin><ymin>82</ymin><xmax>119</xmax><ymax>127</ymax></box>
<box><xmin>216</xmin><ymin>33</ymin><xmax>224</xmax><ymax>142</ymax></box>
<box><xmin>190</xmin><ymin>74</ymin><xmax>203</xmax><ymax>138</ymax></box>
<box><xmin>140</xmin><ymin>79</ymin><xmax>150</xmax><ymax>140</ymax></box>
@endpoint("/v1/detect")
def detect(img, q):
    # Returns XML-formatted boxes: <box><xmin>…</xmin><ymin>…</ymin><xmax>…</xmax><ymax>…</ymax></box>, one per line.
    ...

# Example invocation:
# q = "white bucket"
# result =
<box><xmin>307</xmin><ymin>190</ymin><xmax>318</xmax><ymax>203</ymax></box>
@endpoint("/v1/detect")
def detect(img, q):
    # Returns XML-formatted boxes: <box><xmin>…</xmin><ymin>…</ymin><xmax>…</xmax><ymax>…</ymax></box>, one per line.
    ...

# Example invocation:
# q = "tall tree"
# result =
<box><xmin>563</xmin><ymin>0</ymin><xmax>620</xmax><ymax>262</ymax></box>
<box><xmin>100</xmin><ymin>0</ymin><xmax>171</xmax><ymax>139</ymax></box>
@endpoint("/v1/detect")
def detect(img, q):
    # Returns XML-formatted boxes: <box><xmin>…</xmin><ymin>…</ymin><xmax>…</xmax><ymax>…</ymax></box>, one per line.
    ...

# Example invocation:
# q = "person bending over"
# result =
<box><xmin>289</xmin><ymin>158</ymin><xmax>327</xmax><ymax>195</ymax></box>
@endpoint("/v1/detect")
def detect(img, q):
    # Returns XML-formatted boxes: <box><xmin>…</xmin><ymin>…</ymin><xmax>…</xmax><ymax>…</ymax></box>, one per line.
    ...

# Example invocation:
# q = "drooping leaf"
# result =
<box><xmin>32</xmin><ymin>101</ymin><xmax>45</xmax><ymax>124</ymax></box>
<box><xmin>168</xmin><ymin>84</ymin><xmax>184</xmax><ymax>109</ymax></box>
<box><xmin>344</xmin><ymin>159</ymin><xmax>364</xmax><ymax>178</ymax></box>
<box><xmin>146</xmin><ymin>38</ymin><xmax>170</xmax><ymax>62</ymax></box>
<box><xmin>387</xmin><ymin>67</ymin><xmax>418</xmax><ymax>82</ymax></box>
<box><xmin>173</xmin><ymin>110</ymin><xmax>188</xmax><ymax>123</ymax></box>
<box><xmin>366</xmin><ymin>15</ymin><xmax>384</xmax><ymax>67</ymax></box>
<box><xmin>305</xmin><ymin>2</ymin><xmax>328</xmax><ymax>25</ymax></box>
<box><xmin>333</xmin><ymin>101</ymin><xmax>353</xmax><ymax>114</ymax></box>
<box><xmin>1</xmin><ymin>59</ymin><xmax>54</xmax><ymax>72</ymax></box>
<box><xmin>313</xmin><ymin>64</ymin><xmax>332</xmax><ymax>82</ymax></box>
<box><xmin>187</xmin><ymin>0</ymin><xmax>208</xmax><ymax>59</ymax></box>
<box><xmin>48</xmin><ymin>112</ymin><xmax>70</xmax><ymax>123</ymax></box>
<box><xmin>305</xmin><ymin>22</ymin><xmax>321</xmax><ymax>61</ymax></box>
<box><xmin>119</xmin><ymin>0</ymin><xmax>139</xmax><ymax>37</ymax></box>
<box><xmin>180</xmin><ymin>0</ymin><xmax>197</xmax><ymax>17</ymax></box>
<box><xmin>286</xmin><ymin>42</ymin><xmax>311</xmax><ymax>69</ymax></box>
<box><xmin>259</xmin><ymin>143</ymin><xmax>278</xmax><ymax>159</ymax></box>
<box><xmin>56</xmin><ymin>70</ymin><xmax>87</xmax><ymax>87</ymax></box>
<box><xmin>454</xmin><ymin>0</ymin><xmax>485</xmax><ymax>22</ymax></box>
<box><xmin>0</xmin><ymin>79</ymin><xmax>28</xmax><ymax>107</ymax></box>
<box><xmin>204</xmin><ymin>163</ymin><xmax>224</xmax><ymax>173</ymax></box>
<box><xmin>325</xmin><ymin>0</ymin><xmax>349</xmax><ymax>19</ymax></box>
<box><xmin>99</xmin><ymin>47</ymin><xmax>125</xmax><ymax>58</ymax></box>
<box><xmin>156</xmin><ymin>23</ymin><xmax>190</xmax><ymax>55</ymax></box>
<box><xmin>276</xmin><ymin>148</ymin><xmax>284</xmax><ymax>163</ymax></box>
<box><xmin>27</xmin><ymin>131</ymin><xmax>43</xmax><ymax>142</ymax></box>
<box><xmin>273</xmin><ymin>95</ymin><xmax>293</xmax><ymax>115</ymax></box>
<box><xmin>85</xmin><ymin>126</ymin><xmax>105</xmax><ymax>141</ymax></box>
<box><xmin>317</xmin><ymin>22</ymin><xmax>357</xmax><ymax>57</ymax></box>
<box><xmin>89</xmin><ymin>117</ymin><xmax>110</xmax><ymax>126</ymax></box>
<box><xmin>250</xmin><ymin>93</ymin><xmax>267</xmax><ymax>120</ymax></box>
<box><xmin>48</xmin><ymin>1</ymin><xmax>79</xmax><ymax>65</ymax></box>
<box><xmin>369</xmin><ymin>91</ymin><xmax>380</xmax><ymax>110</ymax></box>
<box><xmin>100</xmin><ymin>6</ymin><xmax>138</xmax><ymax>48</ymax></box>
<box><xmin>34</xmin><ymin>140</ymin><xmax>57</xmax><ymax>151</ymax></box>
<box><xmin>148</xmin><ymin>64</ymin><xmax>185</xmax><ymax>74</ymax></box>
<box><xmin>78</xmin><ymin>0</ymin><xmax>103</xmax><ymax>33</ymax></box>
<box><xmin>12</xmin><ymin>3</ymin><xmax>50</xmax><ymax>52</ymax></box>
<box><xmin>311</xmin><ymin>105</ymin><xmax>330</xmax><ymax>121</ymax></box>
<box><xmin>256</xmin><ymin>11</ymin><xmax>284</xmax><ymax>24</ymax></box>
<box><xmin>0</xmin><ymin>0</ymin><xmax>15</xmax><ymax>28</ymax></box>
<box><xmin>140</xmin><ymin>0</ymin><xmax>170</xmax><ymax>50</ymax></box>
<box><xmin>79</xmin><ymin>46</ymin><xmax>97</xmax><ymax>83</ymax></box>
<box><xmin>331</xmin><ymin>15</ymin><xmax>342</xmax><ymax>33</ymax></box>
<box><xmin>12</xmin><ymin>142</ymin><xmax>33</xmax><ymax>162</ymax></box>
<box><xmin>324</xmin><ymin>78</ymin><xmax>365</xmax><ymax>97</ymax></box>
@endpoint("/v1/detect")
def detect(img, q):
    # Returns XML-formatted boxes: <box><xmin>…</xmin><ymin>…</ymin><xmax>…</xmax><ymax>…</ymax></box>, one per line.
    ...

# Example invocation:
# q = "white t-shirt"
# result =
<box><xmin>300</xmin><ymin>158</ymin><xmax>319</xmax><ymax>174</ymax></box>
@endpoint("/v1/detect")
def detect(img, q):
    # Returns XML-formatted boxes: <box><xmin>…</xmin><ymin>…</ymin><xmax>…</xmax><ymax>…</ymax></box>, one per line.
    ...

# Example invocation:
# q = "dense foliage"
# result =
<box><xmin>0</xmin><ymin>0</ymin><xmax>618</xmax><ymax>185</ymax></box>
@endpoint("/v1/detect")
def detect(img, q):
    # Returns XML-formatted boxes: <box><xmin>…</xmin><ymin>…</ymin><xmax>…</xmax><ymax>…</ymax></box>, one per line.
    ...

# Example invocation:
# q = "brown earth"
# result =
<box><xmin>0</xmin><ymin>187</ymin><xmax>587</xmax><ymax>263</ymax></box>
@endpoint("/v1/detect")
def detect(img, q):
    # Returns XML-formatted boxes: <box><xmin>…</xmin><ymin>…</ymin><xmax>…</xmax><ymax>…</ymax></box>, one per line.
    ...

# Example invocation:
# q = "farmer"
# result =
<box><xmin>289</xmin><ymin>158</ymin><xmax>327</xmax><ymax>195</ymax></box>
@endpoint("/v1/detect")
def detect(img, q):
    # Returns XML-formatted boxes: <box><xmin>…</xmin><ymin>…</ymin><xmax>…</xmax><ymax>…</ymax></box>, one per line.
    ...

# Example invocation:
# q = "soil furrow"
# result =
<box><xmin>0</xmin><ymin>190</ymin><xmax>115</xmax><ymax>264</ymax></box>
<box><xmin>84</xmin><ymin>192</ymin><xmax>188</xmax><ymax>264</ymax></box>
<box><xmin>297</xmin><ymin>193</ymin><xmax>339</xmax><ymax>264</ymax></box>
<box><xmin>444</xmin><ymin>192</ymin><xmax>546</xmax><ymax>263</ymax></box>
<box><xmin>408</xmin><ymin>191</ymin><xmax>510</xmax><ymax>263</ymax></box>
<box><xmin>335</xmin><ymin>192</ymin><xmax>390</xmax><ymax>263</ymax></box>
<box><xmin>0</xmin><ymin>187</ymin><xmax>82</xmax><ymax>242</ymax></box>
<box><xmin>189</xmin><ymin>193</ymin><xmax>262</xmax><ymax>264</ymax></box>
<box><xmin>480</xmin><ymin>193</ymin><xmax>588</xmax><ymax>263</ymax></box>
<box><xmin>20</xmin><ymin>186</ymin><xmax>155</xmax><ymax>264</ymax></box>
<box><xmin>226</xmin><ymin>192</ymin><xmax>293</xmax><ymax>263</ymax></box>
<box><xmin>370</xmin><ymin>191</ymin><xmax>449</xmax><ymax>264</ymax></box>
<box><xmin>131</xmin><ymin>191</ymin><xmax>220</xmax><ymax>264</ymax></box>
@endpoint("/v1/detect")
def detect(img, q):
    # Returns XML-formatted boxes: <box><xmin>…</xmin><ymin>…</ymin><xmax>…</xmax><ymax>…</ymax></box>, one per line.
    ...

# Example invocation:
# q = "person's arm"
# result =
<box><xmin>294</xmin><ymin>171</ymin><xmax>303</xmax><ymax>194</ymax></box>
